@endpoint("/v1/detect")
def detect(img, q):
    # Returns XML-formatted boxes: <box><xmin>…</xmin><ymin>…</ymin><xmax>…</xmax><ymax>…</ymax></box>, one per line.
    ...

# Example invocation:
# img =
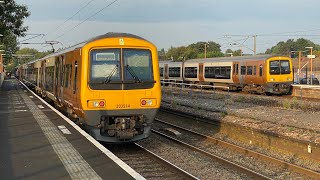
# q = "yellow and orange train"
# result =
<box><xmin>18</xmin><ymin>32</ymin><xmax>161</xmax><ymax>143</ymax></box>
<box><xmin>160</xmin><ymin>55</ymin><xmax>293</xmax><ymax>95</ymax></box>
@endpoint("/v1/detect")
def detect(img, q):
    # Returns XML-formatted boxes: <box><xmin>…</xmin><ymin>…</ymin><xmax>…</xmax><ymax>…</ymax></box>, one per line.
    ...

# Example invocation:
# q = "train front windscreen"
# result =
<box><xmin>89</xmin><ymin>48</ymin><xmax>155</xmax><ymax>90</ymax></box>
<box><xmin>269</xmin><ymin>60</ymin><xmax>291</xmax><ymax>75</ymax></box>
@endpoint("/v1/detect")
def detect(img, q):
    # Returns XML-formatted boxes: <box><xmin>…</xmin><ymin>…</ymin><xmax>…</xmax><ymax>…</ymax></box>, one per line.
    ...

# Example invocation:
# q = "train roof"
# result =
<box><xmin>184</xmin><ymin>55</ymin><xmax>278</xmax><ymax>63</ymax></box>
<box><xmin>26</xmin><ymin>32</ymin><xmax>150</xmax><ymax>64</ymax></box>
<box><xmin>51</xmin><ymin>32</ymin><xmax>148</xmax><ymax>57</ymax></box>
<box><xmin>159</xmin><ymin>61</ymin><xmax>182</xmax><ymax>65</ymax></box>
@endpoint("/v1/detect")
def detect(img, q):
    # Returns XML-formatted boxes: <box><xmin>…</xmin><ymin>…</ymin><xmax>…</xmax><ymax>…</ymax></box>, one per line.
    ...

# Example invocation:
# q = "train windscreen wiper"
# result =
<box><xmin>126</xmin><ymin>64</ymin><xmax>142</xmax><ymax>83</ymax></box>
<box><xmin>104</xmin><ymin>65</ymin><xmax>118</xmax><ymax>84</ymax></box>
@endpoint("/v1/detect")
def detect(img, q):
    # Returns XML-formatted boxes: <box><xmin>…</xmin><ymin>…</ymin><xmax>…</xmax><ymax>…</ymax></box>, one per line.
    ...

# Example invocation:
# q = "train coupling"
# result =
<box><xmin>100</xmin><ymin>116</ymin><xmax>144</xmax><ymax>140</ymax></box>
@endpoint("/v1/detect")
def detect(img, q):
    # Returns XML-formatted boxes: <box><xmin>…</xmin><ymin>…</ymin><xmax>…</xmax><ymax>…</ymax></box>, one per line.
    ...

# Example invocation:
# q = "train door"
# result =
<box><xmin>232</xmin><ymin>62</ymin><xmax>240</xmax><ymax>84</ymax></box>
<box><xmin>239</xmin><ymin>61</ymin><xmax>245</xmax><ymax>85</ymax></box>
<box><xmin>54</xmin><ymin>55</ymin><xmax>64</xmax><ymax>102</ymax></box>
<box><xmin>41</xmin><ymin>61</ymin><xmax>46</xmax><ymax>90</ymax></box>
<box><xmin>198</xmin><ymin>63</ymin><xmax>204</xmax><ymax>83</ymax></box>
<box><xmin>59</xmin><ymin>56</ymin><xmax>65</xmax><ymax>102</ymax></box>
<box><xmin>54</xmin><ymin>57</ymin><xmax>59</xmax><ymax>96</ymax></box>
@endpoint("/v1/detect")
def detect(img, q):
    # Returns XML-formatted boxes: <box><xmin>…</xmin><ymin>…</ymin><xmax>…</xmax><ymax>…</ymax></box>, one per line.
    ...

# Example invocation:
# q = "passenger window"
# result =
<box><xmin>253</xmin><ymin>65</ymin><xmax>257</xmax><ymax>75</ymax></box>
<box><xmin>247</xmin><ymin>66</ymin><xmax>253</xmax><ymax>75</ymax></box>
<box><xmin>241</xmin><ymin>66</ymin><xmax>246</xmax><ymax>75</ymax></box>
<box><xmin>259</xmin><ymin>65</ymin><xmax>263</xmax><ymax>76</ymax></box>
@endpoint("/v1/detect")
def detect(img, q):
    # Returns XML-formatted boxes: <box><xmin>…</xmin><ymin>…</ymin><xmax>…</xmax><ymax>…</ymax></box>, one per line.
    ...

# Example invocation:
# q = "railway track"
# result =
<box><xmin>153</xmin><ymin>114</ymin><xmax>320</xmax><ymax>179</ymax></box>
<box><xmin>105</xmin><ymin>143</ymin><xmax>198</xmax><ymax>180</ymax></box>
<box><xmin>151</xmin><ymin>128</ymin><xmax>270</xmax><ymax>179</ymax></box>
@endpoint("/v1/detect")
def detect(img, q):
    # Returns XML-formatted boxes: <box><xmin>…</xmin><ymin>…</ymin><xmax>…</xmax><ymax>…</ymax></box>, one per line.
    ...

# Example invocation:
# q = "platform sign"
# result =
<box><xmin>307</xmin><ymin>55</ymin><xmax>316</xmax><ymax>59</ymax></box>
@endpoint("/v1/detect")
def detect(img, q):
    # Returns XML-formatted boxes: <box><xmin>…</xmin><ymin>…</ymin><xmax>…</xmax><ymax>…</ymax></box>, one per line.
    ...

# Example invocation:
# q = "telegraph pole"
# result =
<box><xmin>253</xmin><ymin>35</ymin><xmax>257</xmax><ymax>56</ymax></box>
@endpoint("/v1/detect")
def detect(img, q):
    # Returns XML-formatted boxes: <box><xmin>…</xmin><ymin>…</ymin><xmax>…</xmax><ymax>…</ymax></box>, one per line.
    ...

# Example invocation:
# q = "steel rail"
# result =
<box><xmin>152</xmin><ymin>128</ymin><xmax>271</xmax><ymax>180</ymax></box>
<box><xmin>155</xmin><ymin>118</ymin><xmax>320</xmax><ymax>179</ymax></box>
<box><xmin>134</xmin><ymin>143</ymin><xmax>199</xmax><ymax>180</ymax></box>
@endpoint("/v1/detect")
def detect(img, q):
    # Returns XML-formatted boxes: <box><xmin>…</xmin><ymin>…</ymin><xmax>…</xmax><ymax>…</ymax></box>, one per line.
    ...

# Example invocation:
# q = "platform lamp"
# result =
<box><xmin>305</xmin><ymin>47</ymin><xmax>314</xmax><ymax>85</ymax></box>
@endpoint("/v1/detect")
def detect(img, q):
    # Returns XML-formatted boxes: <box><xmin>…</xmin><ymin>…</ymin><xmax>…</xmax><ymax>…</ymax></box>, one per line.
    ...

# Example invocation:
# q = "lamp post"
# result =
<box><xmin>305</xmin><ymin>47</ymin><xmax>314</xmax><ymax>85</ymax></box>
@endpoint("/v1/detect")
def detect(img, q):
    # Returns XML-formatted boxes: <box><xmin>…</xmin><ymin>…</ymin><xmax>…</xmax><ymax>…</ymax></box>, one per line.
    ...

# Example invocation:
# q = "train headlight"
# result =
<box><xmin>141</xmin><ymin>99</ymin><xmax>156</xmax><ymax>107</ymax></box>
<box><xmin>270</xmin><ymin>78</ymin><xmax>275</xmax><ymax>81</ymax></box>
<box><xmin>287</xmin><ymin>78</ymin><xmax>292</xmax><ymax>81</ymax></box>
<box><xmin>88</xmin><ymin>100</ymin><xmax>106</xmax><ymax>108</ymax></box>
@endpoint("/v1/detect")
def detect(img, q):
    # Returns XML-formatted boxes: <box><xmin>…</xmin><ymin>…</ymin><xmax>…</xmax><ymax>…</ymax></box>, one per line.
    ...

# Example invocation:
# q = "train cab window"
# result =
<box><xmin>269</xmin><ymin>61</ymin><xmax>280</xmax><ymax>75</ymax></box>
<box><xmin>247</xmin><ymin>66</ymin><xmax>253</xmax><ymax>75</ymax></box>
<box><xmin>269</xmin><ymin>60</ymin><xmax>291</xmax><ymax>75</ymax></box>
<box><xmin>241</xmin><ymin>66</ymin><xmax>246</xmax><ymax>75</ymax></box>
<box><xmin>184</xmin><ymin>67</ymin><xmax>197</xmax><ymax>78</ymax></box>
<box><xmin>90</xmin><ymin>49</ymin><xmax>121</xmax><ymax>81</ymax></box>
<box><xmin>280</xmin><ymin>60</ymin><xmax>291</xmax><ymax>74</ymax></box>
<box><xmin>123</xmin><ymin>49</ymin><xmax>153</xmax><ymax>81</ymax></box>
<box><xmin>253</xmin><ymin>65</ymin><xmax>257</xmax><ymax>75</ymax></box>
<box><xmin>259</xmin><ymin>64</ymin><xmax>263</xmax><ymax>76</ymax></box>
<box><xmin>169</xmin><ymin>67</ymin><xmax>181</xmax><ymax>77</ymax></box>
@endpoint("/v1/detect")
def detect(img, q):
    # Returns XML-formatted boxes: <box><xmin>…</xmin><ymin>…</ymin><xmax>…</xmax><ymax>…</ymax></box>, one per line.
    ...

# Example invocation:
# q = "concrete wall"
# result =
<box><xmin>292</xmin><ymin>85</ymin><xmax>320</xmax><ymax>99</ymax></box>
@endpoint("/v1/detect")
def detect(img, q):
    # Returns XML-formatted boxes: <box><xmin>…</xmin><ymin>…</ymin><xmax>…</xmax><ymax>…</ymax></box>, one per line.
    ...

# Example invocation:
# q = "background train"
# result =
<box><xmin>159</xmin><ymin>55</ymin><xmax>293</xmax><ymax>95</ymax></box>
<box><xmin>17</xmin><ymin>32</ymin><xmax>161</xmax><ymax>143</ymax></box>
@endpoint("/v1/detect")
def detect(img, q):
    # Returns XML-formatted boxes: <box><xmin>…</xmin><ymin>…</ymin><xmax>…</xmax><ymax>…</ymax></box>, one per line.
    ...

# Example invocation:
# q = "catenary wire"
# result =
<box><xmin>53</xmin><ymin>0</ymin><xmax>119</xmax><ymax>41</ymax></box>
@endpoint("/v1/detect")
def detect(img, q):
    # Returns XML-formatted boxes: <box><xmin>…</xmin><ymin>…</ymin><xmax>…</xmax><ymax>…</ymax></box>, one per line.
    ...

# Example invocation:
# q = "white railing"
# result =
<box><xmin>160</xmin><ymin>79</ymin><xmax>230</xmax><ymax>92</ymax></box>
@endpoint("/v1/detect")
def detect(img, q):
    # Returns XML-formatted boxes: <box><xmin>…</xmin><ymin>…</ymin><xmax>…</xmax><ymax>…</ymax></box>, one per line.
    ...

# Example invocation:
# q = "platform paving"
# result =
<box><xmin>0</xmin><ymin>77</ymin><xmax>142</xmax><ymax>180</ymax></box>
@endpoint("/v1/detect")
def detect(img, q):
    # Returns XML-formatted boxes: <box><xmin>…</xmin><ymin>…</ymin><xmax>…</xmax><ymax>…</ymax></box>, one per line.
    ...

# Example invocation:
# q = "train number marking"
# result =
<box><xmin>116</xmin><ymin>104</ymin><xmax>130</xmax><ymax>108</ymax></box>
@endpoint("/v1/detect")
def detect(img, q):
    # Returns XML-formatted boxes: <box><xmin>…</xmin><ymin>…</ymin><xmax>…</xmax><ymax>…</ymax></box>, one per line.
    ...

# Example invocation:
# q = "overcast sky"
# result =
<box><xmin>16</xmin><ymin>0</ymin><xmax>320</xmax><ymax>54</ymax></box>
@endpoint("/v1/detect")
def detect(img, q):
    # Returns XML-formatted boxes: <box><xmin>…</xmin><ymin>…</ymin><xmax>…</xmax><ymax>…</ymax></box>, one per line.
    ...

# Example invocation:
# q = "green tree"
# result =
<box><xmin>5</xmin><ymin>48</ymin><xmax>50</xmax><ymax>71</ymax></box>
<box><xmin>266</xmin><ymin>38</ymin><xmax>319</xmax><ymax>55</ymax></box>
<box><xmin>0</xmin><ymin>0</ymin><xmax>30</xmax><ymax>65</ymax></box>
<box><xmin>0</xmin><ymin>0</ymin><xmax>30</xmax><ymax>36</ymax></box>
<box><xmin>158</xmin><ymin>48</ymin><xmax>166</xmax><ymax>61</ymax></box>
<box><xmin>225</xmin><ymin>49</ymin><xmax>233</xmax><ymax>54</ymax></box>
<box><xmin>233</xmin><ymin>49</ymin><xmax>242</xmax><ymax>56</ymax></box>
<box><xmin>165</xmin><ymin>41</ymin><xmax>223</xmax><ymax>61</ymax></box>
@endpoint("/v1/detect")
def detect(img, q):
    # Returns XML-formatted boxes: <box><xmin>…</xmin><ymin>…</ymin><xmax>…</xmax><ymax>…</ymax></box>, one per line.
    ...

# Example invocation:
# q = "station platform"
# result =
<box><xmin>0</xmin><ymin>77</ymin><xmax>144</xmax><ymax>180</ymax></box>
<box><xmin>291</xmin><ymin>84</ymin><xmax>320</xmax><ymax>99</ymax></box>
